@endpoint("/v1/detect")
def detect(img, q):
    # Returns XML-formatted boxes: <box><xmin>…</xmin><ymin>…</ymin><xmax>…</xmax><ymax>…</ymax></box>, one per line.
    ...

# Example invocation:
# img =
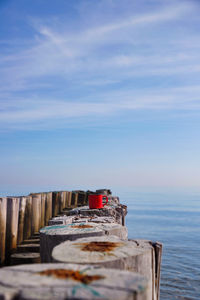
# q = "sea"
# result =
<box><xmin>116</xmin><ymin>189</ymin><xmax>200</xmax><ymax>300</ymax></box>
<box><xmin>1</xmin><ymin>186</ymin><xmax>200</xmax><ymax>299</ymax></box>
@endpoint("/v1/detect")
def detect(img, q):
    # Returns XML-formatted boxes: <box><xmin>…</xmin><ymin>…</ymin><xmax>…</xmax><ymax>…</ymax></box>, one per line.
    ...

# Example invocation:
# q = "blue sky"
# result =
<box><xmin>0</xmin><ymin>0</ymin><xmax>200</xmax><ymax>195</ymax></box>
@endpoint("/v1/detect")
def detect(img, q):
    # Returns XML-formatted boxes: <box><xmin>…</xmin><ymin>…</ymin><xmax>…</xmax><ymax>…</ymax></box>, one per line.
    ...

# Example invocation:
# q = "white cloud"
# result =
<box><xmin>0</xmin><ymin>84</ymin><xmax>200</xmax><ymax>131</ymax></box>
<box><xmin>0</xmin><ymin>0</ymin><xmax>200</xmax><ymax>131</ymax></box>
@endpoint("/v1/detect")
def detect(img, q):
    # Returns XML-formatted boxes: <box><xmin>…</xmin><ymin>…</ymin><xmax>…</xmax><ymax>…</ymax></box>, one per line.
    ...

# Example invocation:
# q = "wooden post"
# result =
<box><xmin>41</xmin><ymin>193</ymin><xmax>46</xmax><ymax>228</ymax></box>
<box><xmin>52</xmin><ymin>236</ymin><xmax>162</xmax><ymax>300</ymax></box>
<box><xmin>52</xmin><ymin>192</ymin><xmax>60</xmax><ymax>217</ymax></box>
<box><xmin>23</xmin><ymin>196</ymin><xmax>32</xmax><ymax>240</ymax></box>
<box><xmin>31</xmin><ymin>194</ymin><xmax>42</xmax><ymax>234</ymax></box>
<box><xmin>6</xmin><ymin>197</ymin><xmax>20</xmax><ymax>261</ymax></box>
<box><xmin>17</xmin><ymin>197</ymin><xmax>27</xmax><ymax>245</ymax></box>
<box><xmin>58</xmin><ymin>191</ymin><xmax>64</xmax><ymax>213</ymax></box>
<box><xmin>0</xmin><ymin>197</ymin><xmax>7</xmax><ymax>265</ymax></box>
<box><xmin>61</xmin><ymin>191</ymin><xmax>67</xmax><ymax>211</ymax></box>
<box><xmin>0</xmin><ymin>263</ymin><xmax>149</xmax><ymax>300</ymax></box>
<box><xmin>40</xmin><ymin>222</ymin><xmax>127</xmax><ymax>263</ymax></box>
<box><xmin>77</xmin><ymin>191</ymin><xmax>87</xmax><ymax>206</ymax></box>
<box><xmin>65</xmin><ymin>191</ymin><xmax>72</xmax><ymax>208</ymax></box>
<box><xmin>71</xmin><ymin>191</ymin><xmax>78</xmax><ymax>208</ymax></box>
<box><xmin>45</xmin><ymin>192</ymin><xmax>52</xmax><ymax>226</ymax></box>
<box><xmin>96</xmin><ymin>189</ymin><xmax>112</xmax><ymax>195</ymax></box>
<box><xmin>68</xmin><ymin>205</ymin><xmax>127</xmax><ymax>225</ymax></box>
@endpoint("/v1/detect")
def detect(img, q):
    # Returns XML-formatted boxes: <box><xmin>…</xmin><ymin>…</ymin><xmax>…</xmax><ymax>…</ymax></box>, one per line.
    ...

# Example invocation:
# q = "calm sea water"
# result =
<box><xmin>1</xmin><ymin>187</ymin><xmax>199</xmax><ymax>299</ymax></box>
<box><xmin>116</xmin><ymin>190</ymin><xmax>200</xmax><ymax>300</ymax></box>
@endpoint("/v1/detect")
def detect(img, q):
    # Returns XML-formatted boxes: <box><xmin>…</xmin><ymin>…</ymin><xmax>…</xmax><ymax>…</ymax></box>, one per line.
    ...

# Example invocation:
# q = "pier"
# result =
<box><xmin>0</xmin><ymin>189</ymin><xmax>162</xmax><ymax>300</ymax></box>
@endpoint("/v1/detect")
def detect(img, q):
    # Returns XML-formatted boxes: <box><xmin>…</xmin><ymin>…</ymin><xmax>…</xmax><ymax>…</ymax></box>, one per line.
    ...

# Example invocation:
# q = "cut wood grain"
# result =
<box><xmin>52</xmin><ymin>236</ymin><xmax>160</xmax><ymax>300</ymax></box>
<box><xmin>40</xmin><ymin>222</ymin><xmax>127</xmax><ymax>263</ymax></box>
<box><xmin>68</xmin><ymin>204</ymin><xmax>127</xmax><ymax>225</ymax></box>
<box><xmin>0</xmin><ymin>263</ymin><xmax>149</xmax><ymax>300</ymax></box>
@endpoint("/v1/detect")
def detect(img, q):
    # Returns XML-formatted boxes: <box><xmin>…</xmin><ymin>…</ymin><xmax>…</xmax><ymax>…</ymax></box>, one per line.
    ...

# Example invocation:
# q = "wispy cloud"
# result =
<box><xmin>0</xmin><ymin>0</ymin><xmax>200</xmax><ymax>130</ymax></box>
<box><xmin>0</xmin><ymin>84</ymin><xmax>200</xmax><ymax>131</ymax></box>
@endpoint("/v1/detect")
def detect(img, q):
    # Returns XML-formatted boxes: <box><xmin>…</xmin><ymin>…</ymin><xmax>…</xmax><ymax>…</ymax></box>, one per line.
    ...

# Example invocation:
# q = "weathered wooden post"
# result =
<box><xmin>60</xmin><ymin>191</ymin><xmax>65</xmax><ymax>211</ymax></box>
<box><xmin>68</xmin><ymin>204</ymin><xmax>127</xmax><ymax>226</ymax></box>
<box><xmin>45</xmin><ymin>192</ymin><xmax>52</xmax><ymax>226</ymax></box>
<box><xmin>17</xmin><ymin>197</ymin><xmax>27</xmax><ymax>245</ymax></box>
<box><xmin>96</xmin><ymin>189</ymin><xmax>112</xmax><ymax>195</ymax></box>
<box><xmin>40</xmin><ymin>222</ymin><xmax>127</xmax><ymax>263</ymax></box>
<box><xmin>0</xmin><ymin>263</ymin><xmax>149</xmax><ymax>300</ymax></box>
<box><xmin>65</xmin><ymin>191</ymin><xmax>72</xmax><ymax>208</ymax></box>
<box><xmin>0</xmin><ymin>197</ymin><xmax>7</xmax><ymax>265</ymax></box>
<box><xmin>31</xmin><ymin>194</ymin><xmax>42</xmax><ymax>234</ymax></box>
<box><xmin>71</xmin><ymin>191</ymin><xmax>78</xmax><ymax>208</ymax></box>
<box><xmin>41</xmin><ymin>193</ymin><xmax>46</xmax><ymax>228</ymax></box>
<box><xmin>52</xmin><ymin>192</ymin><xmax>61</xmax><ymax>217</ymax></box>
<box><xmin>77</xmin><ymin>191</ymin><xmax>87</xmax><ymax>206</ymax></box>
<box><xmin>52</xmin><ymin>236</ymin><xmax>162</xmax><ymax>300</ymax></box>
<box><xmin>6</xmin><ymin>197</ymin><xmax>20</xmax><ymax>261</ymax></box>
<box><xmin>23</xmin><ymin>196</ymin><xmax>32</xmax><ymax>240</ymax></box>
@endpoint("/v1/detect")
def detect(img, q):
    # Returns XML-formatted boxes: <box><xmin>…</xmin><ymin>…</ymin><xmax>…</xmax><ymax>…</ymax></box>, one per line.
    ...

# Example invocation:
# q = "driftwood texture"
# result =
<box><xmin>48</xmin><ymin>215</ymin><xmax>116</xmax><ymax>226</ymax></box>
<box><xmin>40</xmin><ymin>222</ymin><xmax>127</xmax><ymax>263</ymax></box>
<box><xmin>0</xmin><ymin>198</ymin><xmax>7</xmax><ymax>265</ymax></box>
<box><xmin>0</xmin><ymin>263</ymin><xmax>149</xmax><ymax>300</ymax></box>
<box><xmin>48</xmin><ymin>216</ymin><xmax>74</xmax><ymax>226</ymax></box>
<box><xmin>68</xmin><ymin>204</ymin><xmax>127</xmax><ymax>225</ymax></box>
<box><xmin>52</xmin><ymin>236</ymin><xmax>162</xmax><ymax>300</ymax></box>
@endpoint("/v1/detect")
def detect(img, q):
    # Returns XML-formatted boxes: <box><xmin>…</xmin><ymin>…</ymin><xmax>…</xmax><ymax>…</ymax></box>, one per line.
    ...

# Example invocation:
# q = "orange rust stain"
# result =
<box><xmin>71</xmin><ymin>224</ymin><xmax>93</xmax><ymax>229</ymax></box>
<box><xmin>78</xmin><ymin>241</ymin><xmax>123</xmax><ymax>252</ymax></box>
<box><xmin>38</xmin><ymin>269</ymin><xmax>104</xmax><ymax>284</ymax></box>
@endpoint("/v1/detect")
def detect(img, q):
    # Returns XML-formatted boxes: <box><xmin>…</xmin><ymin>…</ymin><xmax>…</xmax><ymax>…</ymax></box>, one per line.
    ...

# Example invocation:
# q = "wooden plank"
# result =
<box><xmin>17</xmin><ymin>197</ymin><xmax>27</xmax><ymax>245</ymax></box>
<box><xmin>0</xmin><ymin>197</ymin><xmax>7</xmax><ymax>265</ymax></box>
<box><xmin>0</xmin><ymin>263</ymin><xmax>149</xmax><ymax>300</ymax></box>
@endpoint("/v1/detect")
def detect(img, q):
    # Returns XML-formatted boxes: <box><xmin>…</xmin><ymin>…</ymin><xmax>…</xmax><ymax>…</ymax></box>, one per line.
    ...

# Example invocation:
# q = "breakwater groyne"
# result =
<box><xmin>0</xmin><ymin>189</ymin><xmax>162</xmax><ymax>300</ymax></box>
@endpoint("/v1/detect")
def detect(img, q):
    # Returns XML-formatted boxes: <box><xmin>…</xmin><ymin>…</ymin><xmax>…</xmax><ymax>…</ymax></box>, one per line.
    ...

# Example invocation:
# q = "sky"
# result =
<box><xmin>0</xmin><ymin>0</ymin><xmax>200</xmax><ymax>195</ymax></box>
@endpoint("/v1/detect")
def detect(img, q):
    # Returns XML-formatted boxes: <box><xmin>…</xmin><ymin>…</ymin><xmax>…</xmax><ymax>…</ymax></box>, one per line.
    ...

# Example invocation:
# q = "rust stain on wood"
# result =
<box><xmin>71</xmin><ymin>224</ymin><xmax>93</xmax><ymax>229</ymax></box>
<box><xmin>38</xmin><ymin>269</ymin><xmax>104</xmax><ymax>284</ymax></box>
<box><xmin>75</xmin><ymin>241</ymin><xmax>123</xmax><ymax>252</ymax></box>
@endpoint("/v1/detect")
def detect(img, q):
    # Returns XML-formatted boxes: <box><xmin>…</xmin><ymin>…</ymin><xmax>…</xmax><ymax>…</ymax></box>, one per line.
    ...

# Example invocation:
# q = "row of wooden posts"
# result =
<box><xmin>0</xmin><ymin>190</ymin><xmax>89</xmax><ymax>266</ymax></box>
